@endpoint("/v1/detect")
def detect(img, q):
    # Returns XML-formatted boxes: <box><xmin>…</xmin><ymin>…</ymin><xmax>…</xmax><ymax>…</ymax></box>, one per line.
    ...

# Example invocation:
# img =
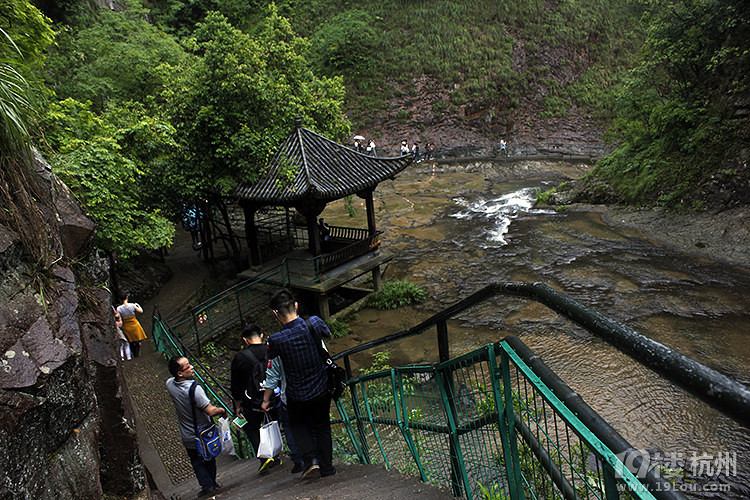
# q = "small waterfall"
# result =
<box><xmin>451</xmin><ymin>187</ymin><xmax>555</xmax><ymax>246</ymax></box>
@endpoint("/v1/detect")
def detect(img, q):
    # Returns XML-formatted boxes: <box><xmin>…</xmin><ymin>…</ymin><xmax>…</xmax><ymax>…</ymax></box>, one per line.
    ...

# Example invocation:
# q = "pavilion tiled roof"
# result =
<box><xmin>234</xmin><ymin>120</ymin><xmax>412</xmax><ymax>205</ymax></box>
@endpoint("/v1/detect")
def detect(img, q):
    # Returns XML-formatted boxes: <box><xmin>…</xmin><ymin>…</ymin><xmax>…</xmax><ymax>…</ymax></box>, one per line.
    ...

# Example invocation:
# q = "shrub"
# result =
<box><xmin>326</xmin><ymin>318</ymin><xmax>351</xmax><ymax>339</ymax></box>
<box><xmin>368</xmin><ymin>280</ymin><xmax>428</xmax><ymax>310</ymax></box>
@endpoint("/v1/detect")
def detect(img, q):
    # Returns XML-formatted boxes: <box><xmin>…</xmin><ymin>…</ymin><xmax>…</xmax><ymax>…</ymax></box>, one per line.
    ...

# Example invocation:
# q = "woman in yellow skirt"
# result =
<box><xmin>116</xmin><ymin>292</ymin><xmax>147</xmax><ymax>358</ymax></box>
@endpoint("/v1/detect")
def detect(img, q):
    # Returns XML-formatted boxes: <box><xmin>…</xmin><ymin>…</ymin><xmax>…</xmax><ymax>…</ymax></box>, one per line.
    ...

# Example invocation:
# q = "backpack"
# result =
<box><xmin>240</xmin><ymin>348</ymin><xmax>267</xmax><ymax>409</ymax></box>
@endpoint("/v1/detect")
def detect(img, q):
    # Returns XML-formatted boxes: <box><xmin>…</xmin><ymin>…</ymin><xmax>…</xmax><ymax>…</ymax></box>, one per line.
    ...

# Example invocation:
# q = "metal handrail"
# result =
<box><xmin>334</xmin><ymin>281</ymin><xmax>750</xmax><ymax>430</ymax></box>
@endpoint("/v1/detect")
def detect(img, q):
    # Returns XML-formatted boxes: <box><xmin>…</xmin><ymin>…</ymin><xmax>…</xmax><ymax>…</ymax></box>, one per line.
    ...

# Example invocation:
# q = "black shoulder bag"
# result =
<box><xmin>305</xmin><ymin>318</ymin><xmax>347</xmax><ymax>401</ymax></box>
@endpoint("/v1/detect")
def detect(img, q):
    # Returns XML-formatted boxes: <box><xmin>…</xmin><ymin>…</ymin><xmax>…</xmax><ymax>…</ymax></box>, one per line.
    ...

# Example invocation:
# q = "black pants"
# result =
<box><xmin>129</xmin><ymin>341</ymin><xmax>141</xmax><ymax>357</ymax></box>
<box><xmin>287</xmin><ymin>392</ymin><xmax>333</xmax><ymax>473</ymax></box>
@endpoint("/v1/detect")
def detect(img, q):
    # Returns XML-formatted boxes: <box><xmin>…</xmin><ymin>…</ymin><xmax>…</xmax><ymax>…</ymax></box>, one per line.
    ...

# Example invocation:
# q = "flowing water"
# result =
<box><xmin>324</xmin><ymin>161</ymin><xmax>750</xmax><ymax>498</ymax></box>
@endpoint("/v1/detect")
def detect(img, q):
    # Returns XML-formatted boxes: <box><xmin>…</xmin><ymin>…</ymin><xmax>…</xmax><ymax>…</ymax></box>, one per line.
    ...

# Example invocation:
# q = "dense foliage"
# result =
<box><xmin>163</xmin><ymin>8</ymin><xmax>349</xmax><ymax>197</ymax></box>
<box><xmin>32</xmin><ymin>0</ymin><xmax>350</xmax><ymax>260</ymax></box>
<box><xmin>4</xmin><ymin>0</ymin><xmax>747</xmax><ymax>264</ymax></box>
<box><xmin>593</xmin><ymin>0</ymin><xmax>750</xmax><ymax>208</ymax></box>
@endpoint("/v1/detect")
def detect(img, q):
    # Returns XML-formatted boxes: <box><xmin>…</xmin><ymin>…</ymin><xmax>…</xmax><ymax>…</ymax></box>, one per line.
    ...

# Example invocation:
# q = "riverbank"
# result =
<box><xmin>437</xmin><ymin>158</ymin><xmax>750</xmax><ymax>271</ymax></box>
<box><xmin>583</xmin><ymin>204</ymin><xmax>750</xmax><ymax>270</ymax></box>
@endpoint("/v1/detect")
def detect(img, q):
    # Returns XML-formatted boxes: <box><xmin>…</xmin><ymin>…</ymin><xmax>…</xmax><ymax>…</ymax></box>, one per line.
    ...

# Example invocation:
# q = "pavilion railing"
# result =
<box><xmin>284</xmin><ymin>227</ymin><xmax>384</xmax><ymax>281</ymax></box>
<box><xmin>319</xmin><ymin>230</ymin><xmax>382</xmax><ymax>272</ymax></box>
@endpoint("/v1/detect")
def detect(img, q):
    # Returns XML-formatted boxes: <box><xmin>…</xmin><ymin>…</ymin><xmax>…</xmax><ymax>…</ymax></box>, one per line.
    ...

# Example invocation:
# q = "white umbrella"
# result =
<box><xmin>352</xmin><ymin>135</ymin><xmax>365</xmax><ymax>141</ymax></box>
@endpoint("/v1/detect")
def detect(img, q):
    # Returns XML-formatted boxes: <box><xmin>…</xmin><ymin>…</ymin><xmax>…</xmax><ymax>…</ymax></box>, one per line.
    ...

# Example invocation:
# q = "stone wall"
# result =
<box><xmin>0</xmin><ymin>154</ymin><xmax>145</xmax><ymax>498</ymax></box>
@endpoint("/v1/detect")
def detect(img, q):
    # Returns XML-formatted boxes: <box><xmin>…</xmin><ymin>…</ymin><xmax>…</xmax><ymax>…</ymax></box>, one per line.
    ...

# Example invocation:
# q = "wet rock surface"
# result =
<box><xmin>0</xmin><ymin>155</ymin><xmax>145</xmax><ymax>498</ymax></box>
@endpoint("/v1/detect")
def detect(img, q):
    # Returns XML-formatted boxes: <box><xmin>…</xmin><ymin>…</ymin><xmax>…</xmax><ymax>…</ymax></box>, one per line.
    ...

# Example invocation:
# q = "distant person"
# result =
<box><xmin>318</xmin><ymin>218</ymin><xmax>331</xmax><ymax>242</ymax></box>
<box><xmin>263</xmin><ymin>289</ymin><xmax>335</xmax><ymax>479</ymax></box>
<box><xmin>499</xmin><ymin>139</ymin><xmax>508</xmax><ymax>157</ymax></box>
<box><xmin>113</xmin><ymin>308</ymin><xmax>131</xmax><ymax>361</ymax></box>
<box><xmin>231</xmin><ymin>324</ymin><xmax>281</xmax><ymax>472</ymax></box>
<box><xmin>366</xmin><ymin>139</ymin><xmax>376</xmax><ymax>156</ymax></box>
<box><xmin>116</xmin><ymin>292</ymin><xmax>146</xmax><ymax>357</ymax></box>
<box><xmin>166</xmin><ymin>356</ymin><xmax>227</xmax><ymax>497</ymax></box>
<box><xmin>426</xmin><ymin>142</ymin><xmax>435</xmax><ymax>160</ymax></box>
<box><xmin>400</xmin><ymin>140</ymin><xmax>409</xmax><ymax>155</ymax></box>
<box><xmin>182</xmin><ymin>203</ymin><xmax>202</xmax><ymax>249</ymax></box>
<box><xmin>412</xmin><ymin>142</ymin><xmax>420</xmax><ymax>160</ymax></box>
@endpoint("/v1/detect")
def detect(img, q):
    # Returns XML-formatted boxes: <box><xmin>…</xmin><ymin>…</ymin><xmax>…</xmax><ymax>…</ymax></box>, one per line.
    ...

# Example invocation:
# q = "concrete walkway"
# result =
<box><xmin>122</xmin><ymin>231</ymin><xmax>454</xmax><ymax>500</ymax></box>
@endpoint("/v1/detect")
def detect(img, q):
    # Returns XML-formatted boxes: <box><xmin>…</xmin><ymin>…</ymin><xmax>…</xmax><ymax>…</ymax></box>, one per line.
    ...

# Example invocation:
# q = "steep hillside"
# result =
<box><xmin>281</xmin><ymin>0</ymin><xmax>645</xmax><ymax>152</ymax></box>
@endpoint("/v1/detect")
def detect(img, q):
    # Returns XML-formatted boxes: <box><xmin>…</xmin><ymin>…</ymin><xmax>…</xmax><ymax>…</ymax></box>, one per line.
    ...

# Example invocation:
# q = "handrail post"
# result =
<box><xmin>436</xmin><ymin>363</ymin><xmax>465</xmax><ymax>497</ymax></box>
<box><xmin>190</xmin><ymin>306</ymin><xmax>202</xmax><ymax>357</ymax></box>
<box><xmin>345</xmin><ymin>356</ymin><xmax>371</xmax><ymax>464</ymax></box>
<box><xmin>437</xmin><ymin>320</ymin><xmax>449</xmax><ymax>362</ymax></box>
<box><xmin>236</xmin><ymin>293</ymin><xmax>244</xmax><ymax>325</ymax></box>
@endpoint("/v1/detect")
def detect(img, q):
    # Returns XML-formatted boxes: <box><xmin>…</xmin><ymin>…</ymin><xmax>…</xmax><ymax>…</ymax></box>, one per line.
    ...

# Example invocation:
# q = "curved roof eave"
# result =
<box><xmin>234</xmin><ymin>124</ymin><xmax>412</xmax><ymax>206</ymax></box>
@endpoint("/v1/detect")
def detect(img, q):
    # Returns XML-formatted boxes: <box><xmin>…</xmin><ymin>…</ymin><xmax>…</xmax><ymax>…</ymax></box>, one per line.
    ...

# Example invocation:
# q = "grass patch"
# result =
<box><xmin>367</xmin><ymin>280</ymin><xmax>427</xmax><ymax>310</ymax></box>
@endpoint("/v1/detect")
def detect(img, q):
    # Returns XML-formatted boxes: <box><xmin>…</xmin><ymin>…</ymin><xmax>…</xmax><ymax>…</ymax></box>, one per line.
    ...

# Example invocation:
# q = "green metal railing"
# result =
<box><xmin>162</xmin><ymin>265</ymin><xmax>288</xmax><ymax>355</ymax></box>
<box><xmin>151</xmin><ymin>281</ymin><xmax>750</xmax><ymax>498</ymax></box>
<box><xmin>331</xmin><ymin>341</ymin><xmax>652</xmax><ymax>500</ymax></box>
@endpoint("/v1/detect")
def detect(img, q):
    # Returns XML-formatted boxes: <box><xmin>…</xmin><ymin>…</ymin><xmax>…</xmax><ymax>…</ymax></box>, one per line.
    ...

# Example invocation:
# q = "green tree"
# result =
<box><xmin>163</xmin><ymin>7</ymin><xmax>349</xmax><ymax>198</ymax></box>
<box><xmin>0</xmin><ymin>0</ymin><xmax>54</xmax><ymax>71</ymax></box>
<box><xmin>42</xmin><ymin>98</ymin><xmax>175</xmax><ymax>259</ymax></box>
<box><xmin>309</xmin><ymin>10</ymin><xmax>381</xmax><ymax>78</ymax></box>
<box><xmin>44</xmin><ymin>4</ymin><xmax>188</xmax><ymax>112</ymax></box>
<box><xmin>595</xmin><ymin>0</ymin><xmax>750</xmax><ymax>207</ymax></box>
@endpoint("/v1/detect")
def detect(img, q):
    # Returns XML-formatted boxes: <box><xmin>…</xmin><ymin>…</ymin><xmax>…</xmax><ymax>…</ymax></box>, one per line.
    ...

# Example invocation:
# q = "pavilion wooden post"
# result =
<box><xmin>364</xmin><ymin>189</ymin><xmax>377</xmax><ymax>236</ymax></box>
<box><xmin>296</xmin><ymin>200</ymin><xmax>327</xmax><ymax>257</ymax></box>
<box><xmin>362</xmin><ymin>189</ymin><xmax>382</xmax><ymax>290</ymax></box>
<box><xmin>317</xmin><ymin>293</ymin><xmax>330</xmax><ymax>320</ymax></box>
<box><xmin>307</xmin><ymin>215</ymin><xmax>322</xmax><ymax>256</ymax></box>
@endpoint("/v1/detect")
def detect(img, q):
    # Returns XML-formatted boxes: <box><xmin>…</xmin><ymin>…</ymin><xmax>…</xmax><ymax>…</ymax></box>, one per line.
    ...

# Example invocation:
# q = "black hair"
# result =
<box><xmin>118</xmin><ymin>291</ymin><xmax>128</xmax><ymax>303</ymax></box>
<box><xmin>241</xmin><ymin>323</ymin><xmax>262</xmax><ymax>340</ymax></box>
<box><xmin>168</xmin><ymin>356</ymin><xmax>186</xmax><ymax>377</ymax></box>
<box><xmin>269</xmin><ymin>288</ymin><xmax>296</xmax><ymax>315</ymax></box>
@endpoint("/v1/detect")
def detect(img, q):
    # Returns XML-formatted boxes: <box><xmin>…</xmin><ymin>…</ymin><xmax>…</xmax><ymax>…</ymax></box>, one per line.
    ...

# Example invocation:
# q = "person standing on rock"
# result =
<box><xmin>499</xmin><ymin>139</ymin><xmax>508</xmax><ymax>157</ymax></box>
<box><xmin>166</xmin><ymin>356</ymin><xmax>227</xmax><ymax>497</ymax></box>
<box><xmin>262</xmin><ymin>289</ymin><xmax>335</xmax><ymax>480</ymax></box>
<box><xmin>116</xmin><ymin>292</ymin><xmax>147</xmax><ymax>357</ymax></box>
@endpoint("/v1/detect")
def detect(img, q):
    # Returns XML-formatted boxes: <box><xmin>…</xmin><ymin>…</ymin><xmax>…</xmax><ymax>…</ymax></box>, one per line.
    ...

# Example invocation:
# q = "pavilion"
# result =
<box><xmin>234</xmin><ymin>117</ymin><xmax>413</xmax><ymax>318</ymax></box>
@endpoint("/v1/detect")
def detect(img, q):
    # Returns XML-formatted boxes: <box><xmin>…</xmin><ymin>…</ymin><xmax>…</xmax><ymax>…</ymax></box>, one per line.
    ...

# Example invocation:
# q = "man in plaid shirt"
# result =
<box><xmin>262</xmin><ymin>289</ymin><xmax>336</xmax><ymax>479</ymax></box>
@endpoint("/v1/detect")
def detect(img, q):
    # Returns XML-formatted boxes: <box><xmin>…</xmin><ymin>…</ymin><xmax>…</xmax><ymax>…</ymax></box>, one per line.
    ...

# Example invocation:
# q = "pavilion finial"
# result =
<box><xmin>295</xmin><ymin>116</ymin><xmax>303</xmax><ymax>129</ymax></box>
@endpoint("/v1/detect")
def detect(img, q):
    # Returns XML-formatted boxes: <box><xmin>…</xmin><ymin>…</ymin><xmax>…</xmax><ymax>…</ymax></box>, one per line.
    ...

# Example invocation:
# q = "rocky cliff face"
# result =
<box><xmin>0</xmin><ymin>153</ymin><xmax>145</xmax><ymax>498</ymax></box>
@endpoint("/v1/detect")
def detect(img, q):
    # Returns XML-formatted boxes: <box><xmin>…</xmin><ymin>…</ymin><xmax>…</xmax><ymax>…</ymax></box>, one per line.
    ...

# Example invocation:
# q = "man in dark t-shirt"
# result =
<box><xmin>230</xmin><ymin>323</ymin><xmax>280</xmax><ymax>472</ymax></box>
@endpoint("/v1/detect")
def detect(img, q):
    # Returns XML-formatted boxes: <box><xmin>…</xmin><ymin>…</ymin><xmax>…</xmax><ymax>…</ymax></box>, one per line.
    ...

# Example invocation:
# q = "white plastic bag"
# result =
<box><xmin>218</xmin><ymin>416</ymin><xmax>235</xmax><ymax>456</ymax></box>
<box><xmin>257</xmin><ymin>419</ymin><xmax>282</xmax><ymax>459</ymax></box>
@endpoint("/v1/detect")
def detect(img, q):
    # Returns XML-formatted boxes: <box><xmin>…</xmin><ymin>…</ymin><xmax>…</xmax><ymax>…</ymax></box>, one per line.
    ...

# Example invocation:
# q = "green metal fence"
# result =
<box><xmin>151</xmin><ymin>280</ymin><xmax>750</xmax><ymax>498</ymax></box>
<box><xmin>162</xmin><ymin>265</ymin><xmax>287</xmax><ymax>354</ymax></box>
<box><xmin>331</xmin><ymin>341</ymin><xmax>652</xmax><ymax>500</ymax></box>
